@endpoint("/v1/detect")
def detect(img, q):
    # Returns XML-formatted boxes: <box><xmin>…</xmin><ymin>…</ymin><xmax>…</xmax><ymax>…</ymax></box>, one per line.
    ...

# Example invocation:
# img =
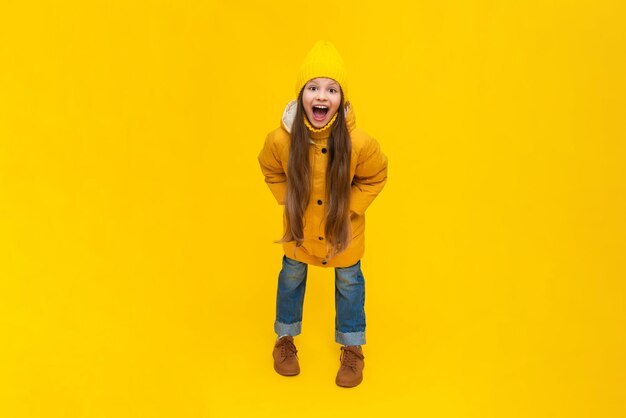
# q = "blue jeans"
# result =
<box><xmin>274</xmin><ymin>255</ymin><xmax>366</xmax><ymax>346</ymax></box>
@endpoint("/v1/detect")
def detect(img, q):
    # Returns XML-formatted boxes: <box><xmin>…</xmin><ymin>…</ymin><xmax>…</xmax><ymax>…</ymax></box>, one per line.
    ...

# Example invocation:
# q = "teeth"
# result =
<box><xmin>313</xmin><ymin>105</ymin><xmax>328</xmax><ymax>109</ymax></box>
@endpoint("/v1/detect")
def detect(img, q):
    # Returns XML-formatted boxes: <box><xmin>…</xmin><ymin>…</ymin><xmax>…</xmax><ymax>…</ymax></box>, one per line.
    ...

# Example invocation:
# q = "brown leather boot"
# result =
<box><xmin>335</xmin><ymin>346</ymin><xmax>365</xmax><ymax>387</ymax></box>
<box><xmin>272</xmin><ymin>336</ymin><xmax>300</xmax><ymax>376</ymax></box>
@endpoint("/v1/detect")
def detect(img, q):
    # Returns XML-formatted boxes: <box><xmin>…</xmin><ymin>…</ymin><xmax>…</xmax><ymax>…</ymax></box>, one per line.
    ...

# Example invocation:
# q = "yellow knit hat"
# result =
<box><xmin>295</xmin><ymin>40</ymin><xmax>348</xmax><ymax>101</ymax></box>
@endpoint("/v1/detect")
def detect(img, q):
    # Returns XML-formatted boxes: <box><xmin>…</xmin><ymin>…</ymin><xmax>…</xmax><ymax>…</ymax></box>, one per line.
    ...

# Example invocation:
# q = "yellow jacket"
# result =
<box><xmin>258</xmin><ymin>101</ymin><xmax>388</xmax><ymax>267</ymax></box>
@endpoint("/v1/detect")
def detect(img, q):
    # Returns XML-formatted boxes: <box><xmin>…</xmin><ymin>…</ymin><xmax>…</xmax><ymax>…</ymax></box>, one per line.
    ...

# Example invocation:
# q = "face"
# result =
<box><xmin>301</xmin><ymin>77</ymin><xmax>342</xmax><ymax>129</ymax></box>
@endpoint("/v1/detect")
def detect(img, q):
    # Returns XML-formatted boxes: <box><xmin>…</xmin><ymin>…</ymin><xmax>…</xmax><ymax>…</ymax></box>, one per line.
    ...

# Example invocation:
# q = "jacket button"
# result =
<box><xmin>317</xmin><ymin>199</ymin><xmax>323</xmax><ymax>205</ymax></box>
<box><xmin>322</xmin><ymin>260</ymin><xmax>328</xmax><ymax>265</ymax></box>
<box><xmin>321</xmin><ymin>148</ymin><xmax>327</xmax><ymax>154</ymax></box>
<box><xmin>318</xmin><ymin>236</ymin><xmax>324</xmax><ymax>240</ymax></box>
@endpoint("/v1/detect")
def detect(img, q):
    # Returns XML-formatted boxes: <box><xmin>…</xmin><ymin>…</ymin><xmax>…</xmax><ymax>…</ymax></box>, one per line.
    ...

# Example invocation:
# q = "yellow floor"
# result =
<box><xmin>2</xmin><ymin>1</ymin><xmax>625</xmax><ymax>417</ymax></box>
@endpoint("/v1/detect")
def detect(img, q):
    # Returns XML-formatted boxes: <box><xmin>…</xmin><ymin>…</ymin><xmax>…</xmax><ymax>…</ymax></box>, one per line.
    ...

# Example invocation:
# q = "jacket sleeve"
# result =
<box><xmin>350</xmin><ymin>137</ymin><xmax>388</xmax><ymax>215</ymax></box>
<box><xmin>258</xmin><ymin>134</ymin><xmax>287</xmax><ymax>205</ymax></box>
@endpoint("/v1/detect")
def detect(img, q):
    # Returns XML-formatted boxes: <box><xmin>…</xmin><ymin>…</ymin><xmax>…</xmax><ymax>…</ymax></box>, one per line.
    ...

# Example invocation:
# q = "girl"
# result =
<box><xmin>258</xmin><ymin>41</ymin><xmax>388</xmax><ymax>388</ymax></box>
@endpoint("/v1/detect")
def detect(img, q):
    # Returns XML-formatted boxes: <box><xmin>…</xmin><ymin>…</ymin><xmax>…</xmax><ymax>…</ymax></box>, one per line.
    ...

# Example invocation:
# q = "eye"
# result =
<box><xmin>329</xmin><ymin>88</ymin><xmax>338</xmax><ymax>93</ymax></box>
<box><xmin>308</xmin><ymin>86</ymin><xmax>318</xmax><ymax>91</ymax></box>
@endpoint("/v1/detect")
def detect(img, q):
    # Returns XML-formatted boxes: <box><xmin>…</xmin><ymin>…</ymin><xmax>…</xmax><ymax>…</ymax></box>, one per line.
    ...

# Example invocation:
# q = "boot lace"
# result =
<box><xmin>278</xmin><ymin>338</ymin><xmax>298</xmax><ymax>359</ymax></box>
<box><xmin>340</xmin><ymin>346</ymin><xmax>363</xmax><ymax>372</ymax></box>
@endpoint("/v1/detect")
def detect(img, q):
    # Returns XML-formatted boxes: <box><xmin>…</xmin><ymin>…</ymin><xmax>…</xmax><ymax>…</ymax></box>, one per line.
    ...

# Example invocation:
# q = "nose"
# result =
<box><xmin>316</xmin><ymin>89</ymin><xmax>327</xmax><ymax>100</ymax></box>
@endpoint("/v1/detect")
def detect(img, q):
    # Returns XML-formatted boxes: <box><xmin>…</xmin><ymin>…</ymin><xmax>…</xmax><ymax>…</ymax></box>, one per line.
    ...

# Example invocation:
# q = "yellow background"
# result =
<box><xmin>1</xmin><ymin>1</ymin><xmax>625</xmax><ymax>417</ymax></box>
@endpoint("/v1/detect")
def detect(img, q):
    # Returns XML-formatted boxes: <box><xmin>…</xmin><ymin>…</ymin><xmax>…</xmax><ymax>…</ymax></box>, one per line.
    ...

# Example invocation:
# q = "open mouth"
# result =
<box><xmin>312</xmin><ymin>105</ymin><xmax>329</xmax><ymax>121</ymax></box>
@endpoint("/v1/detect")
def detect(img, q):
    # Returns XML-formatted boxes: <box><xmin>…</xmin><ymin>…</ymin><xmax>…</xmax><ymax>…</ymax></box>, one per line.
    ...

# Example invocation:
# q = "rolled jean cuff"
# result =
<box><xmin>336</xmin><ymin>331</ymin><xmax>365</xmax><ymax>346</ymax></box>
<box><xmin>274</xmin><ymin>321</ymin><xmax>302</xmax><ymax>336</ymax></box>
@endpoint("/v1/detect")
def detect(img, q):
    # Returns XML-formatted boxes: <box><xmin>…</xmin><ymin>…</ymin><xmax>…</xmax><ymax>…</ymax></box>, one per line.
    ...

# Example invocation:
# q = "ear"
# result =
<box><xmin>344</xmin><ymin>101</ymin><xmax>351</xmax><ymax>115</ymax></box>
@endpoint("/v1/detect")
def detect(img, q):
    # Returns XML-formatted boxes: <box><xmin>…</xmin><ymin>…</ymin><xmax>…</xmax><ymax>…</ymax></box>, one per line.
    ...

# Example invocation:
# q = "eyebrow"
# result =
<box><xmin>307</xmin><ymin>81</ymin><xmax>339</xmax><ymax>89</ymax></box>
